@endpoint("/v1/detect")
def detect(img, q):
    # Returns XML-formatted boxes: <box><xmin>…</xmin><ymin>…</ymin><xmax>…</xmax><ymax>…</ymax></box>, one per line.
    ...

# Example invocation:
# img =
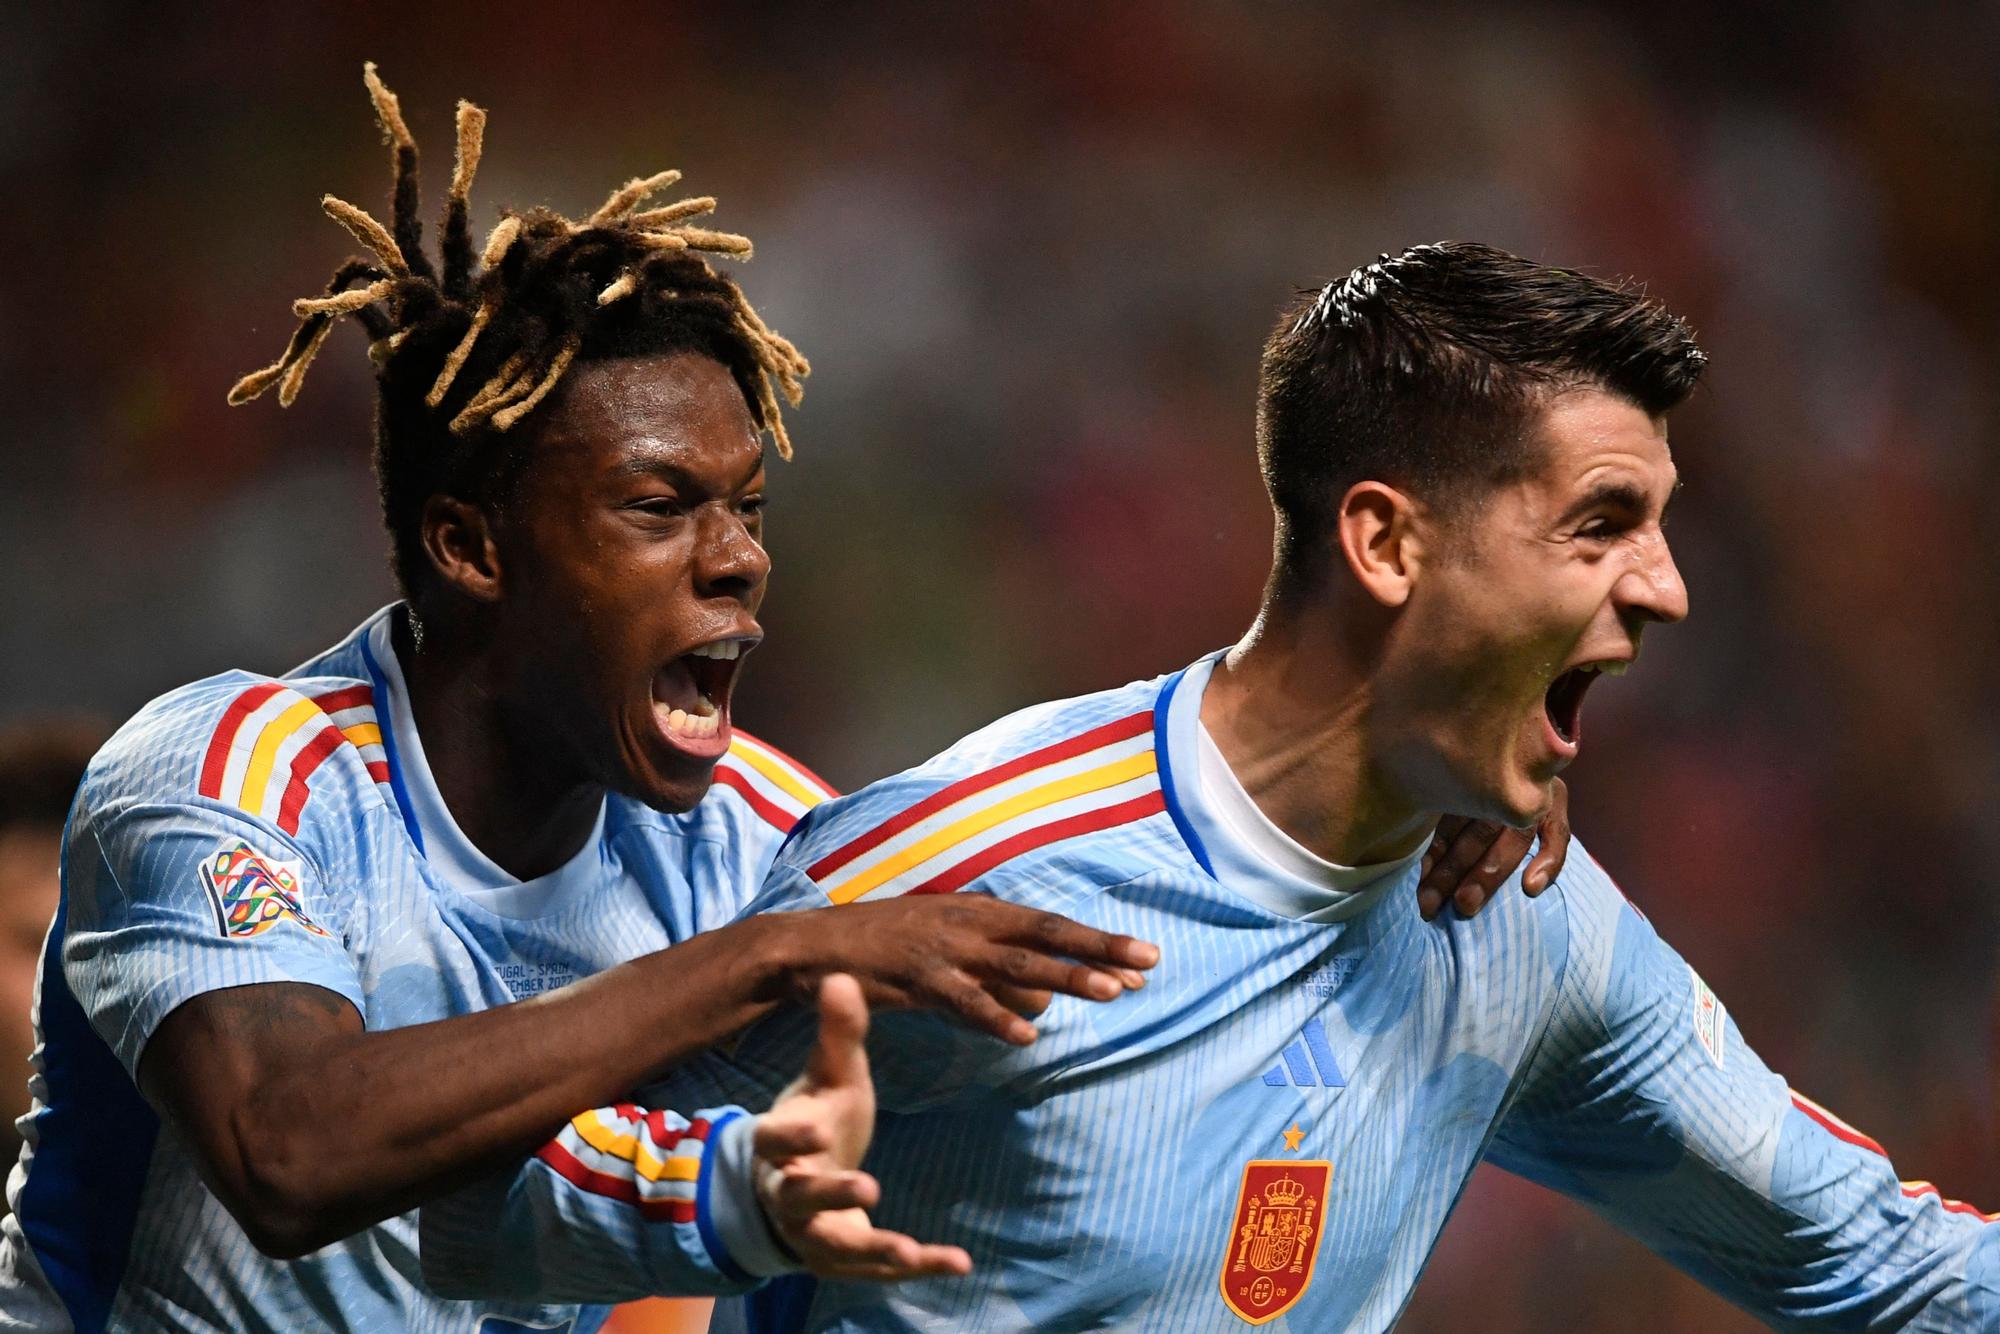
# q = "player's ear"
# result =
<box><xmin>1335</xmin><ymin>481</ymin><xmax>1424</xmax><ymax>608</ymax></box>
<box><xmin>420</xmin><ymin>495</ymin><xmax>505</xmax><ymax>604</ymax></box>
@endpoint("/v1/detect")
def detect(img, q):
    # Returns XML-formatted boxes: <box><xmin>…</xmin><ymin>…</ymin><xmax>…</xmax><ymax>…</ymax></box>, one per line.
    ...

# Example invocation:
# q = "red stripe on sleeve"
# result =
<box><xmin>276</xmin><ymin>722</ymin><xmax>348</xmax><ymax>835</ymax></box>
<box><xmin>712</xmin><ymin>765</ymin><xmax>799</xmax><ymax>834</ymax></box>
<box><xmin>906</xmin><ymin>789</ymin><xmax>1167</xmax><ymax>897</ymax></box>
<box><xmin>1791</xmin><ymin>1093</ymin><xmax>1887</xmax><ymax>1158</ymax></box>
<box><xmin>533</xmin><ymin>1141</ymin><xmax>695</xmax><ymax>1224</ymax></box>
<box><xmin>733</xmin><ymin>730</ymin><xmax>838</xmax><ymax>799</ymax></box>
<box><xmin>808</xmin><ymin>710</ymin><xmax>1154</xmax><ymax>881</ymax></box>
<box><xmin>311</xmin><ymin>684</ymin><xmax>373</xmax><ymax>715</ymax></box>
<box><xmin>365</xmin><ymin>761</ymin><xmax>391</xmax><ymax>785</ymax></box>
<box><xmin>198</xmin><ymin>683</ymin><xmax>285</xmax><ymax>799</ymax></box>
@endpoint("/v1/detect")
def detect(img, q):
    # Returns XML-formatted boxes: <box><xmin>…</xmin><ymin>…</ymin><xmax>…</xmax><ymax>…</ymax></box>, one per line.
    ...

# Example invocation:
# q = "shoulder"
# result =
<box><xmin>82</xmin><ymin>665</ymin><xmax>393</xmax><ymax>847</ymax></box>
<box><xmin>1533</xmin><ymin>834</ymin><xmax>1702</xmax><ymax>1031</ymax></box>
<box><xmin>704</xmin><ymin>730</ymin><xmax>838</xmax><ymax>837</ymax></box>
<box><xmin>776</xmin><ymin>675</ymin><xmax>1174</xmax><ymax>907</ymax></box>
<box><xmin>615</xmin><ymin>729</ymin><xmax>836</xmax><ymax>846</ymax></box>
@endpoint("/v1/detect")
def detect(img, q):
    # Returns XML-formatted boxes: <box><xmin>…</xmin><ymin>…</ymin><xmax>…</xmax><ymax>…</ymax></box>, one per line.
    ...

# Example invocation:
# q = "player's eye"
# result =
<box><xmin>737</xmin><ymin>493</ymin><xmax>767</xmax><ymax>518</ymax></box>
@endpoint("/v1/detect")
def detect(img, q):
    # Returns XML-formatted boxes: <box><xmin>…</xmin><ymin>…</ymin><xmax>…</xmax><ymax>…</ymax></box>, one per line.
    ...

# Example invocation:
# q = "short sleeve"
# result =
<box><xmin>63</xmin><ymin>795</ymin><xmax>366</xmax><ymax>1079</ymax></box>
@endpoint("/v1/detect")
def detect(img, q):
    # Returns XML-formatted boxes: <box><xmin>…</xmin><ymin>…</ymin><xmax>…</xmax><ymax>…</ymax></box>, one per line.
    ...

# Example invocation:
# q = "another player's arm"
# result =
<box><xmin>1488</xmin><ymin>844</ymin><xmax>1999</xmax><ymax>1326</ymax></box>
<box><xmin>422</xmin><ymin>860</ymin><xmax>1143</xmax><ymax>1302</ymax></box>
<box><xmin>422</xmin><ymin>972</ymin><xmax>979</xmax><ymax>1303</ymax></box>
<box><xmin>136</xmin><ymin>889</ymin><xmax>1156</xmax><ymax>1261</ymax></box>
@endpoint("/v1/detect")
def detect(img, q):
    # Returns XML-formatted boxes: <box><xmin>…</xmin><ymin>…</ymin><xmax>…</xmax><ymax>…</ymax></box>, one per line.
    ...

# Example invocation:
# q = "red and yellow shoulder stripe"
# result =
<box><xmin>197</xmin><ymin>682</ymin><xmax>389</xmax><ymax>835</ymax></box>
<box><xmin>535</xmin><ymin>1104</ymin><xmax>716</xmax><ymax>1223</ymax></box>
<box><xmin>711</xmin><ymin>731</ymin><xmax>837</xmax><ymax>834</ymax></box>
<box><xmin>806</xmin><ymin>709</ymin><xmax>1163</xmax><ymax>905</ymax></box>
<box><xmin>1789</xmin><ymin>1089</ymin><xmax>1996</xmax><ymax>1222</ymax></box>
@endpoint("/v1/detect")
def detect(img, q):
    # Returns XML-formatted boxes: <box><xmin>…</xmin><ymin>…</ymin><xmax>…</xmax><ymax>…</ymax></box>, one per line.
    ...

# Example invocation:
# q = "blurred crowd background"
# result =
<box><xmin>4</xmin><ymin>2</ymin><xmax>1997</xmax><ymax>1329</ymax></box>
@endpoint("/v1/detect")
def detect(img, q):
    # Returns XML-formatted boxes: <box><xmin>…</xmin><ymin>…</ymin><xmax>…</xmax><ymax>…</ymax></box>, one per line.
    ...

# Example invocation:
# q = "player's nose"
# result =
<box><xmin>1616</xmin><ymin>532</ymin><xmax>1689</xmax><ymax>626</ymax></box>
<box><xmin>693</xmin><ymin>504</ymin><xmax>771</xmax><ymax>600</ymax></box>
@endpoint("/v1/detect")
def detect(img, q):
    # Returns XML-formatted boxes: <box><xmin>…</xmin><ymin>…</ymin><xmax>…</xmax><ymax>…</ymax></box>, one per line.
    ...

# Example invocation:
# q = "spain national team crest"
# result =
<box><xmin>199</xmin><ymin>840</ymin><xmax>328</xmax><ymax>940</ymax></box>
<box><xmin>1219</xmin><ymin>1159</ymin><xmax>1332</xmax><ymax>1324</ymax></box>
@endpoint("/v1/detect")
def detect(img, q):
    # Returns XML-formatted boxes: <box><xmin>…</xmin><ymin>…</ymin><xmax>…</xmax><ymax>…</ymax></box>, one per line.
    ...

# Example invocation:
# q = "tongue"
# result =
<box><xmin>652</xmin><ymin>659</ymin><xmax>700</xmax><ymax>712</ymax></box>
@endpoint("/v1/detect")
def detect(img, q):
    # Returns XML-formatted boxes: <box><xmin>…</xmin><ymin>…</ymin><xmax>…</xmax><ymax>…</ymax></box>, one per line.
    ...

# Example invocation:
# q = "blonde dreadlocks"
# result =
<box><xmin>228</xmin><ymin>64</ymin><xmax>809</xmax><ymax>596</ymax></box>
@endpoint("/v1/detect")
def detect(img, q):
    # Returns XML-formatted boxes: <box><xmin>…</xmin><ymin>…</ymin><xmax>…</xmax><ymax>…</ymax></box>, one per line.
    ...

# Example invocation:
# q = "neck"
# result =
<box><xmin>1198</xmin><ymin>593</ymin><xmax>1436</xmax><ymax>867</ymax></box>
<box><xmin>394</xmin><ymin>609</ymin><xmax>603</xmax><ymax>880</ymax></box>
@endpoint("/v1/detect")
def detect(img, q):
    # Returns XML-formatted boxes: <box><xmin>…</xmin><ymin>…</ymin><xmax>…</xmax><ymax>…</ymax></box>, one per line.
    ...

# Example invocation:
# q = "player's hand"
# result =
<box><xmin>1416</xmin><ymin>778</ymin><xmax>1570</xmax><ymax>921</ymax></box>
<box><xmin>753</xmin><ymin>974</ymin><xmax>974</xmax><ymax>1282</ymax></box>
<box><xmin>777</xmin><ymin>895</ymin><xmax>1160</xmax><ymax>1046</ymax></box>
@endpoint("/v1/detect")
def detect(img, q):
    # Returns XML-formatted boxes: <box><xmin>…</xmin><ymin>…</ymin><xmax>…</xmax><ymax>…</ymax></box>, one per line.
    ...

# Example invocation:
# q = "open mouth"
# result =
<box><xmin>652</xmin><ymin>638</ymin><xmax>754</xmax><ymax>752</ymax></box>
<box><xmin>1542</xmin><ymin>658</ymin><xmax>1629</xmax><ymax>748</ymax></box>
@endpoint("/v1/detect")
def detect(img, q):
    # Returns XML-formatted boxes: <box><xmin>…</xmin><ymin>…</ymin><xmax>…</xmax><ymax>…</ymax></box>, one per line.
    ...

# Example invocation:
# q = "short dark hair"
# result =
<box><xmin>0</xmin><ymin>721</ymin><xmax>107</xmax><ymax>833</ymax></box>
<box><xmin>229</xmin><ymin>65</ymin><xmax>809</xmax><ymax>602</ymax></box>
<box><xmin>1257</xmin><ymin>241</ymin><xmax>1705</xmax><ymax>586</ymax></box>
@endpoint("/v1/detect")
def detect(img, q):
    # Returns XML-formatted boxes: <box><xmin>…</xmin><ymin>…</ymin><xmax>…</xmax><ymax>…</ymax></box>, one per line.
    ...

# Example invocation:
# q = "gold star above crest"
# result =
<box><xmin>1282</xmin><ymin>1123</ymin><xmax>1306</xmax><ymax>1152</ymax></box>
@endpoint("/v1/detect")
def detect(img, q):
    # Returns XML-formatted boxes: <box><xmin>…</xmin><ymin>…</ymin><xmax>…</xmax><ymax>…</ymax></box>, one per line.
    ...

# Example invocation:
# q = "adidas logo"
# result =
<box><xmin>1261</xmin><ymin>1017</ymin><xmax>1345</xmax><ymax>1089</ymax></box>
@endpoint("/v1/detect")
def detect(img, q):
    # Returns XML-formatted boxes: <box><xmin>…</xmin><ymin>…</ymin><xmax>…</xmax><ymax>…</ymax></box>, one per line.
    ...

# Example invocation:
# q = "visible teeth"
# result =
<box><xmin>1594</xmin><ymin>660</ymin><xmax>1629</xmax><ymax>677</ymax></box>
<box><xmin>688</xmin><ymin>641</ymin><xmax>742</xmax><ymax>661</ymax></box>
<box><xmin>661</xmin><ymin>699</ymin><xmax>722</xmax><ymax>740</ymax></box>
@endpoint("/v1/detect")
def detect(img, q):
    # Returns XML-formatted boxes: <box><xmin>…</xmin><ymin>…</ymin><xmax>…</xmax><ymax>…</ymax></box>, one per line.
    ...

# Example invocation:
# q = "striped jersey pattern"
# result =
<box><xmin>649</xmin><ymin>654</ymin><xmax>2000</xmax><ymax>1333</ymax></box>
<box><xmin>537</xmin><ymin>1107</ymin><xmax>722</xmax><ymax>1225</ymax></box>
<box><xmin>806</xmin><ymin>709</ymin><xmax>1161</xmax><ymax>903</ymax></box>
<box><xmin>2</xmin><ymin>605</ymin><xmax>814</xmax><ymax>1333</ymax></box>
<box><xmin>195</xmin><ymin>682</ymin><xmax>390</xmax><ymax>835</ymax></box>
<box><xmin>713</xmin><ymin>733</ymin><xmax>835</xmax><ymax>836</ymax></box>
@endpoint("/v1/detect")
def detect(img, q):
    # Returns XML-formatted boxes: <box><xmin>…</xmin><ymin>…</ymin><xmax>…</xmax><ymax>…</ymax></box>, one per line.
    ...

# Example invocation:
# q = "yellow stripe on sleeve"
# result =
<box><xmin>566</xmin><ymin>1110</ymin><xmax>701</xmax><ymax>1184</ymax></box>
<box><xmin>239</xmin><ymin>696</ymin><xmax>325</xmax><ymax>816</ymax></box>
<box><xmin>340</xmin><ymin>722</ymin><xmax>383</xmax><ymax>748</ymax></box>
<box><xmin>728</xmin><ymin>738</ymin><xmax>826</xmax><ymax>810</ymax></box>
<box><xmin>825</xmin><ymin>750</ymin><xmax>1155</xmax><ymax>905</ymax></box>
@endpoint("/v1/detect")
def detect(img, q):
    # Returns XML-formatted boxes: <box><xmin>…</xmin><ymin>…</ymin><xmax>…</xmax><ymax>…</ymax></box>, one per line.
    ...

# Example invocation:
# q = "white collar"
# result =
<box><xmin>1164</xmin><ymin>653</ymin><xmax>1421</xmax><ymax>923</ymax></box>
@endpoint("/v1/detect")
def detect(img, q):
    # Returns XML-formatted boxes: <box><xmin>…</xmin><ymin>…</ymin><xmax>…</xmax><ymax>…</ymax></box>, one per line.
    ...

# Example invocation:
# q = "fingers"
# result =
<box><xmin>794</xmin><ymin>1208</ymin><xmax>974</xmax><ymax>1281</ymax></box>
<box><xmin>1522</xmin><ymin>778</ymin><xmax>1571</xmax><ymax>895</ymax></box>
<box><xmin>980</xmin><ymin>945</ymin><xmax>1126</xmax><ymax>1003</ymax></box>
<box><xmin>768</xmin><ymin>1165</ymin><xmax>880</xmax><ymax>1221</ymax></box>
<box><xmin>1416</xmin><ymin>818</ymin><xmax>1506</xmax><ymax>920</ymax></box>
<box><xmin>1449</xmin><ymin>825</ymin><xmax>1531</xmax><ymax>918</ymax></box>
<box><xmin>804</xmin><ymin>973</ymin><xmax>870</xmax><ymax>1091</ymax></box>
<box><xmin>988</xmin><ymin>983</ymin><xmax>1054</xmax><ymax>1020</ymax></box>
<box><xmin>1002</xmin><ymin>904</ymin><xmax>1160</xmax><ymax>971</ymax></box>
<box><xmin>934</xmin><ymin>972</ymin><xmax>1039</xmax><ymax>1045</ymax></box>
<box><xmin>754</xmin><ymin>1116</ymin><xmax>832</xmax><ymax>1162</ymax></box>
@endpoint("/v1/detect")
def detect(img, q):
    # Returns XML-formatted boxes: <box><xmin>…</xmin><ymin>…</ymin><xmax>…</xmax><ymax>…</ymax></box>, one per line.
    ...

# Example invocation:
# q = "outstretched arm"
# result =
<box><xmin>137</xmin><ymin>893</ymin><xmax>1154</xmax><ymax>1260</ymax></box>
<box><xmin>421</xmin><ymin>975</ymin><xmax>970</xmax><ymax>1301</ymax></box>
<box><xmin>1490</xmin><ymin>845</ymin><xmax>1999</xmax><ymax>1328</ymax></box>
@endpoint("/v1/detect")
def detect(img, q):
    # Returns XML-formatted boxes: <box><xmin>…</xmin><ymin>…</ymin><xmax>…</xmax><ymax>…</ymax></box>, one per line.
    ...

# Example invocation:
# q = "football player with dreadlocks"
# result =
<box><xmin>0</xmin><ymin>67</ymin><xmax>1175</xmax><ymax>1334</ymax></box>
<box><xmin>0</xmin><ymin>68</ymin><xmax>1560</xmax><ymax>1333</ymax></box>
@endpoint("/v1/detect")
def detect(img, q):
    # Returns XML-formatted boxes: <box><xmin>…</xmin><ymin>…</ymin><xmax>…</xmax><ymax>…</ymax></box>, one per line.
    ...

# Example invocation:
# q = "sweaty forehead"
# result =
<box><xmin>534</xmin><ymin>351</ymin><xmax>762</xmax><ymax>478</ymax></box>
<box><xmin>1533</xmin><ymin>388</ymin><xmax>1676</xmax><ymax>493</ymax></box>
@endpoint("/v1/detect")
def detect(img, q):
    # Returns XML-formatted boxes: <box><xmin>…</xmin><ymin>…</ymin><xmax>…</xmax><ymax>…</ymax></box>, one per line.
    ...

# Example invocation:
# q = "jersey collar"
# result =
<box><xmin>1159</xmin><ymin>652</ymin><xmax>1420</xmax><ymax>923</ymax></box>
<box><xmin>363</xmin><ymin>607</ymin><xmax>607</xmax><ymax>918</ymax></box>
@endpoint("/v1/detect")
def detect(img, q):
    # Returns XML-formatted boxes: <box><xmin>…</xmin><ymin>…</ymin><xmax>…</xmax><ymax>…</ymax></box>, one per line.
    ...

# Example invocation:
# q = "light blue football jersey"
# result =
<box><xmin>0</xmin><ymin>605</ymin><xmax>833</xmax><ymax>1333</ymax></box>
<box><xmin>459</xmin><ymin>651</ymin><xmax>2000</xmax><ymax>1331</ymax></box>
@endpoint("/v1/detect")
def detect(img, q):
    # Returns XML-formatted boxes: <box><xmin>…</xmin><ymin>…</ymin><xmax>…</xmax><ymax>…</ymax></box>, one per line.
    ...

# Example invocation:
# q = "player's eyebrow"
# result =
<box><xmin>612</xmin><ymin>445</ymin><xmax>766</xmax><ymax>492</ymax></box>
<box><xmin>1554</xmin><ymin>476</ymin><xmax>1673</xmax><ymax>527</ymax></box>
